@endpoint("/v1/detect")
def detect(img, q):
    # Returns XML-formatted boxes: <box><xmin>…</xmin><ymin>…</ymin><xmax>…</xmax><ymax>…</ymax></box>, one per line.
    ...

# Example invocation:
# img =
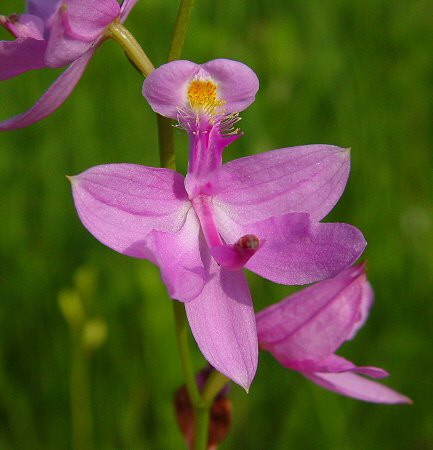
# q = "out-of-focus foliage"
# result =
<box><xmin>1</xmin><ymin>0</ymin><xmax>431</xmax><ymax>448</ymax></box>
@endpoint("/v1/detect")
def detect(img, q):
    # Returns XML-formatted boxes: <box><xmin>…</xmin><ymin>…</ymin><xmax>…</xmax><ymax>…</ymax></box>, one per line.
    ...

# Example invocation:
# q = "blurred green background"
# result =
<box><xmin>1</xmin><ymin>0</ymin><xmax>432</xmax><ymax>448</ymax></box>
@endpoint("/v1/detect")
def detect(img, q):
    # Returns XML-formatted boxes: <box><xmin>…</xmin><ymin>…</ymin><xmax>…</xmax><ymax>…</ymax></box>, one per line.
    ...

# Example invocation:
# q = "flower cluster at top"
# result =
<box><xmin>68</xmin><ymin>58</ymin><xmax>408</xmax><ymax>402</ymax></box>
<box><xmin>0</xmin><ymin>0</ymin><xmax>136</xmax><ymax>130</ymax></box>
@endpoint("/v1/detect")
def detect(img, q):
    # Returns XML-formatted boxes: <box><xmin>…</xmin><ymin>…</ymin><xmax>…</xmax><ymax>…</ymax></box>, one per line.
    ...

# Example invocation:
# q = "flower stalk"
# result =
<box><xmin>167</xmin><ymin>0</ymin><xmax>197</xmax><ymax>62</ymax></box>
<box><xmin>193</xmin><ymin>406</ymin><xmax>211</xmax><ymax>450</ymax></box>
<box><xmin>107</xmin><ymin>22</ymin><xmax>155</xmax><ymax>76</ymax></box>
<box><xmin>173</xmin><ymin>302</ymin><xmax>201</xmax><ymax>406</ymax></box>
<box><xmin>70</xmin><ymin>338</ymin><xmax>94</xmax><ymax>450</ymax></box>
<box><xmin>157</xmin><ymin>114</ymin><xmax>176</xmax><ymax>170</ymax></box>
<box><xmin>201</xmin><ymin>371</ymin><xmax>230</xmax><ymax>406</ymax></box>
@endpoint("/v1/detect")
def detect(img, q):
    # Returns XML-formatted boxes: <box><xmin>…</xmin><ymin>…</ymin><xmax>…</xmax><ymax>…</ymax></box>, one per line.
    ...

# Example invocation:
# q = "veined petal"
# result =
<box><xmin>65</xmin><ymin>0</ymin><xmax>120</xmax><ymax>38</ymax></box>
<box><xmin>185</xmin><ymin>261</ymin><xmax>258</xmax><ymax>391</ymax></box>
<box><xmin>144</xmin><ymin>209</ymin><xmax>207</xmax><ymax>303</ymax></box>
<box><xmin>45</xmin><ymin>0</ymin><xmax>119</xmax><ymax>67</ymax></box>
<box><xmin>143</xmin><ymin>60</ymin><xmax>203</xmax><ymax>119</ymax></box>
<box><xmin>247</xmin><ymin>216</ymin><xmax>366</xmax><ymax>284</ymax></box>
<box><xmin>256</xmin><ymin>265</ymin><xmax>372</xmax><ymax>360</ymax></box>
<box><xmin>70</xmin><ymin>163</ymin><xmax>190</xmax><ymax>258</ymax></box>
<box><xmin>216</xmin><ymin>212</ymin><xmax>366</xmax><ymax>285</ymax></box>
<box><xmin>0</xmin><ymin>38</ymin><xmax>47</xmax><ymax>81</ymax></box>
<box><xmin>303</xmin><ymin>371</ymin><xmax>412</xmax><ymax>404</ymax></box>
<box><xmin>256</xmin><ymin>266</ymin><xmax>411</xmax><ymax>404</ymax></box>
<box><xmin>200</xmin><ymin>59</ymin><xmax>259</xmax><ymax>113</ymax></box>
<box><xmin>214</xmin><ymin>145</ymin><xmax>350</xmax><ymax>224</ymax></box>
<box><xmin>0</xmin><ymin>49</ymin><xmax>93</xmax><ymax>130</ymax></box>
<box><xmin>142</xmin><ymin>59</ymin><xmax>259</xmax><ymax>119</ymax></box>
<box><xmin>285</xmin><ymin>355</ymin><xmax>388</xmax><ymax>379</ymax></box>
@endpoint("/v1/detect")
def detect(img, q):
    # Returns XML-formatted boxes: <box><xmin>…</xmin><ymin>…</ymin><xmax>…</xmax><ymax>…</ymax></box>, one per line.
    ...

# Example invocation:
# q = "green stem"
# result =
<box><xmin>192</xmin><ymin>370</ymin><xmax>229</xmax><ymax>450</ymax></box>
<box><xmin>107</xmin><ymin>22</ymin><xmax>155</xmax><ymax>76</ymax></box>
<box><xmin>194</xmin><ymin>406</ymin><xmax>210</xmax><ymax>450</ymax></box>
<box><xmin>201</xmin><ymin>370</ymin><xmax>230</xmax><ymax>406</ymax></box>
<box><xmin>157</xmin><ymin>115</ymin><xmax>176</xmax><ymax>170</ymax></box>
<box><xmin>173</xmin><ymin>302</ymin><xmax>201</xmax><ymax>406</ymax></box>
<box><xmin>70</xmin><ymin>334</ymin><xmax>93</xmax><ymax>450</ymax></box>
<box><xmin>167</xmin><ymin>0</ymin><xmax>197</xmax><ymax>62</ymax></box>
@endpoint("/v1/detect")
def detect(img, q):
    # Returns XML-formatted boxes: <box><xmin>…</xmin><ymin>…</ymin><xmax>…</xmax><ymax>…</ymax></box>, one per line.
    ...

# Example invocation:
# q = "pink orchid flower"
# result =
<box><xmin>0</xmin><ymin>0</ymin><xmax>137</xmax><ymax>131</ymax></box>
<box><xmin>70</xmin><ymin>59</ymin><xmax>366</xmax><ymax>390</ymax></box>
<box><xmin>257</xmin><ymin>264</ymin><xmax>411</xmax><ymax>403</ymax></box>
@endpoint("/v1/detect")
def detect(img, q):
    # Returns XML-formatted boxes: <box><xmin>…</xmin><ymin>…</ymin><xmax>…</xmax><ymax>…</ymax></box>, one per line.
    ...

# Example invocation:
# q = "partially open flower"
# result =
<box><xmin>0</xmin><ymin>0</ymin><xmax>136</xmax><ymax>130</ymax></box>
<box><xmin>256</xmin><ymin>265</ymin><xmax>411</xmax><ymax>404</ymax></box>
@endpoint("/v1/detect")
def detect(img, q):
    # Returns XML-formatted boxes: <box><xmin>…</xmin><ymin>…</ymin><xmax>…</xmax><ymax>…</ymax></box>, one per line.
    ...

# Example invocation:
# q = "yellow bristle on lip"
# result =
<box><xmin>187</xmin><ymin>79</ymin><xmax>224</xmax><ymax>113</ymax></box>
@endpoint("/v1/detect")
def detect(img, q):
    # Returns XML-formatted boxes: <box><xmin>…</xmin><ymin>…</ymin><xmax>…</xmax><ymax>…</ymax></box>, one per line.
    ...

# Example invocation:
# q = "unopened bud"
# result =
<box><xmin>58</xmin><ymin>289</ymin><xmax>85</xmax><ymax>329</ymax></box>
<box><xmin>74</xmin><ymin>265</ymin><xmax>98</xmax><ymax>299</ymax></box>
<box><xmin>82</xmin><ymin>318</ymin><xmax>108</xmax><ymax>351</ymax></box>
<box><xmin>174</xmin><ymin>377</ymin><xmax>232</xmax><ymax>449</ymax></box>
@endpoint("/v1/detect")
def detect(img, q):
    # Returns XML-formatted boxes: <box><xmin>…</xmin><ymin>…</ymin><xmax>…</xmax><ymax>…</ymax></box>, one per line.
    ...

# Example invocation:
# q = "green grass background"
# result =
<box><xmin>1</xmin><ymin>0</ymin><xmax>432</xmax><ymax>448</ymax></box>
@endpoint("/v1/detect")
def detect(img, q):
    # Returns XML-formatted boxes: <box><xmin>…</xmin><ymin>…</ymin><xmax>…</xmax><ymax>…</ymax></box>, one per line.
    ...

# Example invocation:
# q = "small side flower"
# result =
<box><xmin>256</xmin><ymin>264</ymin><xmax>411</xmax><ymax>404</ymax></box>
<box><xmin>0</xmin><ymin>0</ymin><xmax>135</xmax><ymax>131</ymax></box>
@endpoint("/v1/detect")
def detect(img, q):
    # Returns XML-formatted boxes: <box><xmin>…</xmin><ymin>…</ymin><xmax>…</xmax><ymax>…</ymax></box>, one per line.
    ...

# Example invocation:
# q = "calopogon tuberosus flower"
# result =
<box><xmin>257</xmin><ymin>264</ymin><xmax>411</xmax><ymax>404</ymax></box>
<box><xmin>70</xmin><ymin>59</ymin><xmax>366</xmax><ymax>390</ymax></box>
<box><xmin>0</xmin><ymin>0</ymin><xmax>136</xmax><ymax>130</ymax></box>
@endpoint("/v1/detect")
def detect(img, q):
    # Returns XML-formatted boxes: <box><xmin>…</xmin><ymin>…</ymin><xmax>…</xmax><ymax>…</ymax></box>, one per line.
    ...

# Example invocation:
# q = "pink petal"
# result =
<box><xmin>0</xmin><ymin>37</ymin><xmax>47</xmax><ymax>81</ymax></box>
<box><xmin>217</xmin><ymin>212</ymin><xmax>366</xmax><ymax>285</ymax></box>
<box><xmin>70</xmin><ymin>163</ymin><xmax>190</xmax><ymax>258</ymax></box>
<box><xmin>286</xmin><ymin>355</ymin><xmax>389</xmax><ymax>379</ymax></box>
<box><xmin>256</xmin><ymin>265</ymin><xmax>372</xmax><ymax>360</ymax></box>
<box><xmin>303</xmin><ymin>371</ymin><xmax>412</xmax><ymax>404</ymax></box>
<box><xmin>1</xmin><ymin>14</ymin><xmax>45</xmax><ymax>39</ymax></box>
<box><xmin>26</xmin><ymin>0</ymin><xmax>58</xmax><ymax>20</ymax></box>
<box><xmin>120</xmin><ymin>0</ymin><xmax>138</xmax><ymax>20</ymax></box>
<box><xmin>65</xmin><ymin>0</ymin><xmax>120</xmax><ymax>38</ymax></box>
<box><xmin>185</xmin><ymin>261</ymin><xmax>258</xmax><ymax>391</ymax></box>
<box><xmin>45</xmin><ymin>0</ymin><xmax>119</xmax><ymax>67</ymax></box>
<box><xmin>144</xmin><ymin>209</ymin><xmax>207</xmax><ymax>303</ymax></box>
<box><xmin>200</xmin><ymin>59</ymin><xmax>259</xmax><ymax>113</ymax></box>
<box><xmin>142</xmin><ymin>59</ymin><xmax>259</xmax><ymax>119</ymax></box>
<box><xmin>143</xmin><ymin>60</ymin><xmax>202</xmax><ymax>119</ymax></box>
<box><xmin>0</xmin><ymin>49</ymin><xmax>94</xmax><ymax>130</ymax></box>
<box><xmin>214</xmin><ymin>145</ymin><xmax>350</xmax><ymax>224</ymax></box>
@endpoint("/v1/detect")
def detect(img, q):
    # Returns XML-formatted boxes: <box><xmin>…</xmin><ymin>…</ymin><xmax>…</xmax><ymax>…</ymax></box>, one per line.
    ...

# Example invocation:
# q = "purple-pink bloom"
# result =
<box><xmin>256</xmin><ymin>264</ymin><xmax>411</xmax><ymax>403</ymax></box>
<box><xmin>70</xmin><ymin>59</ymin><xmax>366</xmax><ymax>390</ymax></box>
<box><xmin>0</xmin><ymin>0</ymin><xmax>136</xmax><ymax>130</ymax></box>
